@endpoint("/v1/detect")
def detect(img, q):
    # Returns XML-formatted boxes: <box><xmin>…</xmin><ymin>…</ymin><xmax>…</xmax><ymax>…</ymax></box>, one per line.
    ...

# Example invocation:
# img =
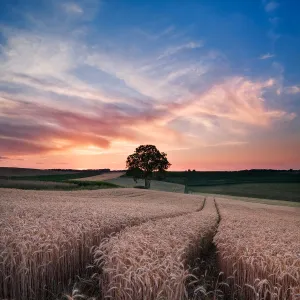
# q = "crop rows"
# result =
<box><xmin>0</xmin><ymin>188</ymin><xmax>204</xmax><ymax>300</ymax></box>
<box><xmin>214</xmin><ymin>199</ymin><xmax>300</xmax><ymax>299</ymax></box>
<box><xmin>95</xmin><ymin>198</ymin><xmax>218</xmax><ymax>300</ymax></box>
<box><xmin>3</xmin><ymin>186</ymin><xmax>299</xmax><ymax>300</ymax></box>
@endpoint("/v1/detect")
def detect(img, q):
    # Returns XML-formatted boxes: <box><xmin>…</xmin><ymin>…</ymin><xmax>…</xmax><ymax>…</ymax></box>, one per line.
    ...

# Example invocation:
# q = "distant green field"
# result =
<box><xmin>164</xmin><ymin>170</ymin><xmax>300</xmax><ymax>186</ymax></box>
<box><xmin>3</xmin><ymin>168</ymin><xmax>300</xmax><ymax>199</ymax></box>
<box><xmin>105</xmin><ymin>177</ymin><xmax>185</xmax><ymax>193</ymax></box>
<box><xmin>0</xmin><ymin>179</ymin><xmax>120</xmax><ymax>190</ymax></box>
<box><xmin>0</xmin><ymin>170</ymin><xmax>120</xmax><ymax>190</ymax></box>
<box><xmin>0</xmin><ymin>179</ymin><xmax>74</xmax><ymax>190</ymax></box>
<box><xmin>11</xmin><ymin>170</ymin><xmax>110</xmax><ymax>182</ymax></box>
<box><xmin>189</xmin><ymin>182</ymin><xmax>300</xmax><ymax>202</ymax></box>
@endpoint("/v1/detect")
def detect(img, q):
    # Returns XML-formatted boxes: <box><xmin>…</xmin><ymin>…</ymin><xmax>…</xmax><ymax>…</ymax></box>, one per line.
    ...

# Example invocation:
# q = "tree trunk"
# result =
<box><xmin>145</xmin><ymin>178</ymin><xmax>151</xmax><ymax>189</ymax></box>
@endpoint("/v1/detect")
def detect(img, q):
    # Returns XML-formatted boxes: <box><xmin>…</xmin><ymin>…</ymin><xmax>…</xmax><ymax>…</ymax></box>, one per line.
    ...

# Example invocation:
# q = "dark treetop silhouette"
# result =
<box><xmin>126</xmin><ymin>145</ymin><xmax>171</xmax><ymax>188</ymax></box>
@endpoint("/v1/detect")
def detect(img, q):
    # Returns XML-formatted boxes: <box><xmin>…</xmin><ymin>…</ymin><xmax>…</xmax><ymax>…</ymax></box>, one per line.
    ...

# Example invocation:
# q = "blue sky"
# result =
<box><xmin>0</xmin><ymin>0</ymin><xmax>299</xmax><ymax>170</ymax></box>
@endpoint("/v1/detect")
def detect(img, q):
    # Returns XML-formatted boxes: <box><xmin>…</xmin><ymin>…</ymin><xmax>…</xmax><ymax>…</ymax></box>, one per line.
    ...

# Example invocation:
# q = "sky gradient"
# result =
<box><xmin>0</xmin><ymin>0</ymin><xmax>299</xmax><ymax>170</ymax></box>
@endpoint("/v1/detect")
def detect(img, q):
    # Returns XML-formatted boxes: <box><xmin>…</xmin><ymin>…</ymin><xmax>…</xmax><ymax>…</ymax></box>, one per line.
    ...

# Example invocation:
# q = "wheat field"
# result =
<box><xmin>0</xmin><ymin>188</ymin><xmax>203</xmax><ymax>300</ymax></box>
<box><xmin>1</xmin><ymin>188</ymin><xmax>300</xmax><ymax>300</ymax></box>
<box><xmin>96</xmin><ymin>197</ymin><xmax>218</xmax><ymax>300</ymax></box>
<box><xmin>214</xmin><ymin>198</ymin><xmax>300</xmax><ymax>299</ymax></box>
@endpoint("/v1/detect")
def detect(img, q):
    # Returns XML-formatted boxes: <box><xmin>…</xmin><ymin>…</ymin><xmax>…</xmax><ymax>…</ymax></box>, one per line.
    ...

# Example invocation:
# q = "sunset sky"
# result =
<box><xmin>0</xmin><ymin>0</ymin><xmax>299</xmax><ymax>170</ymax></box>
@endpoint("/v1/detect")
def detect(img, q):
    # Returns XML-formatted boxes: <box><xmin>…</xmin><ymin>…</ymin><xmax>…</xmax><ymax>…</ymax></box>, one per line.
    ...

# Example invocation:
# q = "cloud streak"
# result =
<box><xmin>167</xmin><ymin>77</ymin><xmax>295</xmax><ymax>127</ymax></box>
<box><xmin>62</xmin><ymin>2</ymin><xmax>84</xmax><ymax>14</ymax></box>
<box><xmin>0</xmin><ymin>96</ymin><xmax>183</xmax><ymax>157</ymax></box>
<box><xmin>285</xmin><ymin>86</ymin><xmax>300</xmax><ymax>94</ymax></box>
<box><xmin>157</xmin><ymin>41</ymin><xmax>204</xmax><ymax>59</ymax></box>
<box><xmin>264</xmin><ymin>1</ymin><xmax>279</xmax><ymax>12</ymax></box>
<box><xmin>259</xmin><ymin>53</ymin><xmax>275</xmax><ymax>60</ymax></box>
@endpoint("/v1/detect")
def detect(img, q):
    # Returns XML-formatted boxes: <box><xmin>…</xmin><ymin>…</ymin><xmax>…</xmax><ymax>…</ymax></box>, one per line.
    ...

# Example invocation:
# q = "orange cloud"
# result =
<box><xmin>0</xmin><ymin>97</ymin><xmax>183</xmax><ymax>158</ymax></box>
<box><xmin>168</xmin><ymin>77</ymin><xmax>295</xmax><ymax>127</ymax></box>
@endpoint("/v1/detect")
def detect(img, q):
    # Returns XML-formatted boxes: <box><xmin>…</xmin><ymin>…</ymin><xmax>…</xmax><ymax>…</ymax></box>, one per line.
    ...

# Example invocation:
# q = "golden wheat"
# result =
<box><xmin>0</xmin><ymin>188</ymin><xmax>203</xmax><ymax>300</ymax></box>
<box><xmin>95</xmin><ymin>198</ymin><xmax>218</xmax><ymax>300</ymax></box>
<box><xmin>214</xmin><ymin>199</ymin><xmax>300</xmax><ymax>300</ymax></box>
<box><xmin>73</xmin><ymin>172</ymin><xmax>125</xmax><ymax>181</ymax></box>
<box><xmin>3</xmin><ymin>186</ymin><xmax>298</xmax><ymax>300</ymax></box>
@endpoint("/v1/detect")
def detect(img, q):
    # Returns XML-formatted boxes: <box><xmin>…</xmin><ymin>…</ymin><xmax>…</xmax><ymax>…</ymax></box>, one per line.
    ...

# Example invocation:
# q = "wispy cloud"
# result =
<box><xmin>267</xmin><ymin>29</ymin><xmax>280</xmax><ymax>43</ymax></box>
<box><xmin>168</xmin><ymin>77</ymin><xmax>294</xmax><ymax>127</ymax></box>
<box><xmin>262</xmin><ymin>1</ymin><xmax>281</xmax><ymax>56</ymax></box>
<box><xmin>158</xmin><ymin>41</ymin><xmax>204</xmax><ymax>60</ymax></box>
<box><xmin>135</xmin><ymin>26</ymin><xmax>175</xmax><ymax>40</ymax></box>
<box><xmin>259</xmin><ymin>53</ymin><xmax>275</xmax><ymax>60</ymax></box>
<box><xmin>285</xmin><ymin>85</ymin><xmax>300</xmax><ymax>94</ymax></box>
<box><xmin>268</xmin><ymin>17</ymin><xmax>279</xmax><ymax>26</ymax></box>
<box><xmin>264</xmin><ymin>1</ymin><xmax>279</xmax><ymax>12</ymax></box>
<box><xmin>205</xmin><ymin>141</ymin><xmax>248</xmax><ymax>147</ymax></box>
<box><xmin>62</xmin><ymin>2</ymin><xmax>83</xmax><ymax>14</ymax></box>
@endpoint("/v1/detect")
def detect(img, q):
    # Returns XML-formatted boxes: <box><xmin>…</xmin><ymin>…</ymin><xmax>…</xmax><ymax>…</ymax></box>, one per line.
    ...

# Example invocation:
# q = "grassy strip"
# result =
<box><xmin>3</xmin><ymin>169</ymin><xmax>122</xmax><ymax>191</ymax></box>
<box><xmin>164</xmin><ymin>170</ymin><xmax>300</xmax><ymax>186</ymax></box>
<box><xmin>189</xmin><ymin>182</ymin><xmax>300</xmax><ymax>202</ymax></box>
<box><xmin>106</xmin><ymin>176</ymin><xmax>185</xmax><ymax>193</ymax></box>
<box><xmin>0</xmin><ymin>180</ymin><xmax>74</xmax><ymax>190</ymax></box>
<box><xmin>11</xmin><ymin>170</ymin><xmax>110</xmax><ymax>182</ymax></box>
<box><xmin>68</xmin><ymin>180</ymin><xmax>121</xmax><ymax>189</ymax></box>
<box><xmin>0</xmin><ymin>179</ymin><xmax>120</xmax><ymax>191</ymax></box>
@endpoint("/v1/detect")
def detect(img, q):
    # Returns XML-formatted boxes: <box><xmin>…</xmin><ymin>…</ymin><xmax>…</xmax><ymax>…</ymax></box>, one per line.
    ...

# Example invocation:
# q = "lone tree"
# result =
<box><xmin>126</xmin><ymin>145</ymin><xmax>171</xmax><ymax>189</ymax></box>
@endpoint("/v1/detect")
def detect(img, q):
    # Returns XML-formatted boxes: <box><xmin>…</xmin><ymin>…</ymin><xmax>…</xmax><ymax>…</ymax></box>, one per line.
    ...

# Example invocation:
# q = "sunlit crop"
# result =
<box><xmin>0</xmin><ymin>188</ymin><xmax>203</xmax><ymax>300</ymax></box>
<box><xmin>214</xmin><ymin>199</ymin><xmax>300</xmax><ymax>299</ymax></box>
<box><xmin>96</xmin><ymin>198</ymin><xmax>218</xmax><ymax>300</ymax></box>
<box><xmin>2</xmin><ymin>186</ymin><xmax>299</xmax><ymax>300</ymax></box>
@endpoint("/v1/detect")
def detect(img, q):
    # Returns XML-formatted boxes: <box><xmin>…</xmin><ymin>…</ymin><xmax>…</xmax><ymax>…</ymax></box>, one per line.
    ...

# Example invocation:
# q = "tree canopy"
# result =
<box><xmin>126</xmin><ymin>145</ymin><xmax>171</xmax><ymax>188</ymax></box>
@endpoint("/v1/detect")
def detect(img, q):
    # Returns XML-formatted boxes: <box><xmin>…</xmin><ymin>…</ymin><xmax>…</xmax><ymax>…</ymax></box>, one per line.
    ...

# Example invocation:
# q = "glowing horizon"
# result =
<box><xmin>0</xmin><ymin>0</ymin><xmax>300</xmax><ymax>170</ymax></box>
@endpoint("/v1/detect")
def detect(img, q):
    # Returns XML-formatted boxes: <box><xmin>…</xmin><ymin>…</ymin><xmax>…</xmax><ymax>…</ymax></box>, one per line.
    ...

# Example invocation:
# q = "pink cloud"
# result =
<box><xmin>168</xmin><ymin>77</ymin><xmax>295</xmax><ymax>127</ymax></box>
<box><xmin>0</xmin><ymin>98</ymin><xmax>183</xmax><ymax>157</ymax></box>
<box><xmin>285</xmin><ymin>86</ymin><xmax>300</xmax><ymax>95</ymax></box>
